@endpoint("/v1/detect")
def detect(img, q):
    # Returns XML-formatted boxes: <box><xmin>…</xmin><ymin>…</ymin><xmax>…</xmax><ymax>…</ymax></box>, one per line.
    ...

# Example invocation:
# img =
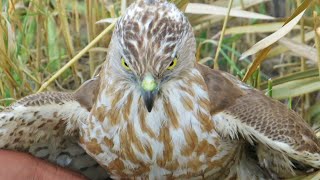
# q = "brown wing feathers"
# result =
<box><xmin>196</xmin><ymin>63</ymin><xmax>245</xmax><ymax>114</ymax></box>
<box><xmin>0</xmin><ymin>77</ymin><xmax>109</xmax><ymax>180</ymax></box>
<box><xmin>196</xmin><ymin>63</ymin><xmax>320</xmax><ymax>171</ymax></box>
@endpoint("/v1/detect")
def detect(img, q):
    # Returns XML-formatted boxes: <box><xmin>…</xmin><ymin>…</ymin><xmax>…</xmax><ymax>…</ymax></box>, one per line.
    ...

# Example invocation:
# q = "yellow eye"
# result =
<box><xmin>121</xmin><ymin>57</ymin><xmax>130</xmax><ymax>70</ymax></box>
<box><xmin>167</xmin><ymin>57</ymin><xmax>177</xmax><ymax>70</ymax></box>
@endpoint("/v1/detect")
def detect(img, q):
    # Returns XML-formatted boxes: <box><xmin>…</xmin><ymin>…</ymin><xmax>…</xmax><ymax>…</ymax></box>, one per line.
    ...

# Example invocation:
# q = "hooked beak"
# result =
<box><xmin>142</xmin><ymin>90</ymin><xmax>157</xmax><ymax>112</ymax></box>
<box><xmin>141</xmin><ymin>73</ymin><xmax>158</xmax><ymax>112</ymax></box>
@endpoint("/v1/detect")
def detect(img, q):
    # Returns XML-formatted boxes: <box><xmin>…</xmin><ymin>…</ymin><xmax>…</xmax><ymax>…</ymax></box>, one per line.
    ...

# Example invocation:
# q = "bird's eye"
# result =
<box><xmin>167</xmin><ymin>57</ymin><xmax>178</xmax><ymax>70</ymax></box>
<box><xmin>121</xmin><ymin>57</ymin><xmax>130</xmax><ymax>70</ymax></box>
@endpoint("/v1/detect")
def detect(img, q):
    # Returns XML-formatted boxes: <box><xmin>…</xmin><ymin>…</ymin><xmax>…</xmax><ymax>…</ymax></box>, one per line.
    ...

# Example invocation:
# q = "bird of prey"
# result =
<box><xmin>1</xmin><ymin>0</ymin><xmax>320</xmax><ymax>179</ymax></box>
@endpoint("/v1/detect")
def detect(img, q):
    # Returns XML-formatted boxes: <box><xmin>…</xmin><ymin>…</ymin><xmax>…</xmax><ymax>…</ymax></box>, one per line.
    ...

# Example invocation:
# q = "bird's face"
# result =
<box><xmin>106</xmin><ymin>0</ymin><xmax>196</xmax><ymax>112</ymax></box>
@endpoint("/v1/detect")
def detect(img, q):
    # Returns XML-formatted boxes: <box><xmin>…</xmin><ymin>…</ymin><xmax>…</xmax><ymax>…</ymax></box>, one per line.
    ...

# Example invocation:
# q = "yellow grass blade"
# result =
<box><xmin>37</xmin><ymin>22</ymin><xmax>116</xmax><ymax>92</ymax></box>
<box><xmin>271</xmin><ymin>77</ymin><xmax>320</xmax><ymax>100</ymax></box>
<box><xmin>213</xmin><ymin>0</ymin><xmax>234</xmax><ymax>70</ymax></box>
<box><xmin>186</xmin><ymin>3</ymin><xmax>274</xmax><ymax>19</ymax></box>
<box><xmin>242</xmin><ymin>45</ymin><xmax>272</xmax><ymax>82</ymax></box>
<box><xmin>241</xmin><ymin>0</ymin><xmax>312</xmax><ymax>81</ymax></box>
<box><xmin>278</xmin><ymin>37</ymin><xmax>317</xmax><ymax>64</ymax></box>
<box><xmin>240</xmin><ymin>10</ymin><xmax>305</xmax><ymax>60</ymax></box>
<box><xmin>224</xmin><ymin>22</ymin><xmax>302</xmax><ymax>35</ymax></box>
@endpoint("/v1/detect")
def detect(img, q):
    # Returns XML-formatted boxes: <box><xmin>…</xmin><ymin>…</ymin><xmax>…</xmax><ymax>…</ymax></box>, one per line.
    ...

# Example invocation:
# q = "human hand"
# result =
<box><xmin>0</xmin><ymin>150</ymin><xmax>87</xmax><ymax>180</ymax></box>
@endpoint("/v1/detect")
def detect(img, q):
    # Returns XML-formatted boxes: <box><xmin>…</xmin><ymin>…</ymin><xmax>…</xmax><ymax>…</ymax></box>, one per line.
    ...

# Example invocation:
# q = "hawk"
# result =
<box><xmin>1</xmin><ymin>0</ymin><xmax>319</xmax><ymax>179</ymax></box>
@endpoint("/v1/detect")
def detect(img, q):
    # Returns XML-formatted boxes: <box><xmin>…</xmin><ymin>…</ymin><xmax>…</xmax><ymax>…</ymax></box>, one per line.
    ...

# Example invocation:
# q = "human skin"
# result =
<box><xmin>0</xmin><ymin>150</ymin><xmax>86</xmax><ymax>180</ymax></box>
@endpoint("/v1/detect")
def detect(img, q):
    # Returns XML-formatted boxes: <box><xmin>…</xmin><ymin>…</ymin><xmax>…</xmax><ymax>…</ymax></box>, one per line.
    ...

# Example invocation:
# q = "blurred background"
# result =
<box><xmin>0</xmin><ymin>0</ymin><xmax>320</xmax><ymax>130</ymax></box>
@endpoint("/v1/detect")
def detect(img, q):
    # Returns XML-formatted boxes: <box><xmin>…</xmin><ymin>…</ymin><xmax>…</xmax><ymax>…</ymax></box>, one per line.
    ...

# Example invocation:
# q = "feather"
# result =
<box><xmin>197</xmin><ymin>63</ymin><xmax>320</xmax><ymax>177</ymax></box>
<box><xmin>0</xmin><ymin>77</ymin><xmax>108</xmax><ymax>180</ymax></box>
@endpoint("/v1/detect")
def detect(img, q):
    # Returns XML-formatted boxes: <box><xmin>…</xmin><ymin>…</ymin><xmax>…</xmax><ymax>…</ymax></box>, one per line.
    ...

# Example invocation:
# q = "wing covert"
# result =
<box><xmin>0</xmin><ymin>76</ymin><xmax>108</xmax><ymax>179</ymax></box>
<box><xmin>196</xmin><ymin>63</ymin><xmax>320</xmax><ymax>175</ymax></box>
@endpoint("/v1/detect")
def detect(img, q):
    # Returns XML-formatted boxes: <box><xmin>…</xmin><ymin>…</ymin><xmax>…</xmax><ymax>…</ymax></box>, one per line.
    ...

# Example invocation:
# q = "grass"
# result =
<box><xmin>1</xmin><ymin>0</ymin><xmax>320</xmax><ymax>178</ymax></box>
<box><xmin>0</xmin><ymin>0</ymin><xmax>115</xmax><ymax>106</ymax></box>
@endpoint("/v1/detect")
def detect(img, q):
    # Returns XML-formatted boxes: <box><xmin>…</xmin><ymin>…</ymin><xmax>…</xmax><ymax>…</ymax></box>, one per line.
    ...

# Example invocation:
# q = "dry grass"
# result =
<box><xmin>1</xmin><ymin>0</ymin><xmax>320</xmax><ymax>178</ymax></box>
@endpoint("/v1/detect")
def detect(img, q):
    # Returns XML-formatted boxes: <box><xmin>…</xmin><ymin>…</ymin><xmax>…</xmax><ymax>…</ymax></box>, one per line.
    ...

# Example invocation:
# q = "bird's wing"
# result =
<box><xmin>196</xmin><ymin>64</ymin><xmax>320</xmax><ymax>176</ymax></box>
<box><xmin>0</xmin><ymin>77</ymin><xmax>109</xmax><ymax>180</ymax></box>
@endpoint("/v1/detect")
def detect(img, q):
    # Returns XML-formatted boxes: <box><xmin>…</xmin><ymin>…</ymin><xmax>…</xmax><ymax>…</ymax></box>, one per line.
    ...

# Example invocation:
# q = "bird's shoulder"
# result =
<box><xmin>195</xmin><ymin>63</ymin><xmax>246</xmax><ymax>114</ymax></box>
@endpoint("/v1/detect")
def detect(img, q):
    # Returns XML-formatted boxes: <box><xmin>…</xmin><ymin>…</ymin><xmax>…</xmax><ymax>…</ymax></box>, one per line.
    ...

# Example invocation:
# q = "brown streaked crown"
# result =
<box><xmin>114</xmin><ymin>0</ymin><xmax>193</xmax><ymax>76</ymax></box>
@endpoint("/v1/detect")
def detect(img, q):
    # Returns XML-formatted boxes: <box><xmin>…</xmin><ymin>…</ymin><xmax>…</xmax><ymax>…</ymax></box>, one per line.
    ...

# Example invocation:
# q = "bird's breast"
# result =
<box><xmin>79</xmin><ymin>69</ymin><xmax>238</xmax><ymax>178</ymax></box>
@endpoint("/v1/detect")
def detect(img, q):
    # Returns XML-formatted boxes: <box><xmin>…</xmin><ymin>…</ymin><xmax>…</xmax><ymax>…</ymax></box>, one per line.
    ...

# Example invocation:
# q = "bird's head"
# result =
<box><xmin>106</xmin><ymin>0</ymin><xmax>196</xmax><ymax>112</ymax></box>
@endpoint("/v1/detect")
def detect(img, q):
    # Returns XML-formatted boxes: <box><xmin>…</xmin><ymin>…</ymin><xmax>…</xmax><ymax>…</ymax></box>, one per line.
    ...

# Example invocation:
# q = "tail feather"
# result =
<box><xmin>236</xmin><ymin>144</ymin><xmax>273</xmax><ymax>180</ymax></box>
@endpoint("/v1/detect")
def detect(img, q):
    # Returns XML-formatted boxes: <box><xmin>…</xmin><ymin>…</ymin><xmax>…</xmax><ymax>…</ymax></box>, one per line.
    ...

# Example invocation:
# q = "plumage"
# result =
<box><xmin>0</xmin><ymin>77</ymin><xmax>109</xmax><ymax>180</ymax></box>
<box><xmin>0</xmin><ymin>0</ymin><xmax>320</xmax><ymax>179</ymax></box>
<box><xmin>198</xmin><ymin>64</ymin><xmax>320</xmax><ymax>177</ymax></box>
